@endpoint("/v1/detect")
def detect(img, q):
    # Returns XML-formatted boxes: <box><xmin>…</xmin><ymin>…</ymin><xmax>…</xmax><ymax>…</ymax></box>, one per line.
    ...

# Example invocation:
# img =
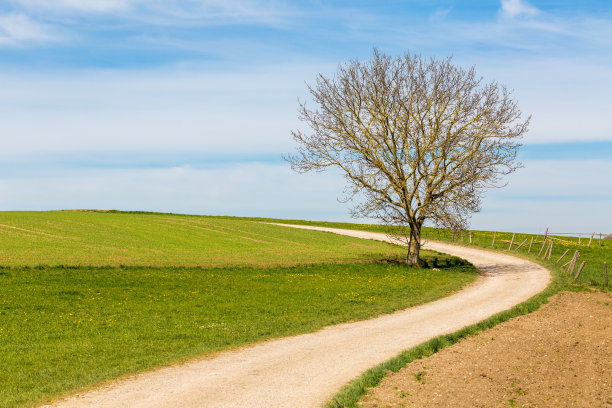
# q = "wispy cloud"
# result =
<box><xmin>0</xmin><ymin>162</ymin><xmax>353</xmax><ymax>221</ymax></box>
<box><xmin>0</xmin><ymin>0</ymin><xmax>297</xmax><ymax>50</ymax></box>
<box><xmin>383</xmin><ymin>3</ymin><xmax>612</xmax><ymax>56</ymax></box>
<box><xmin>150</xmin><ymin>1</ymin><xmax>292</xmax><ymax>25</ymax></box>
<box><xmin>10</xmin><ymin>0</ymin><xmax>294</xmax><ymax>26</ymax></box>
<box><xmin>12</xmin><ymin>0</ymin><xmax>134</xmax><ymax>13</ymax></box>
<box><xmin>429</xmin><ymin>7</ymin><xmax>452</xmax><ymax>23</ymax></box>
<box><xmin>0</xmin><ymin>13</ymin><xmax>58</xmax><ymax>45</ymax></box>
<box><xmin>499</xmin><ymin>0</ymin><xmax>540</xmax><ymax>19</ymax></box>
<box><xmin>473</xmin><ymin>158</ymin><xmax>612</xmax><ymax>233</ymax></box>
<box><xmin>0</xmin><ymin>63</ymin><xmax>323</xmax><ymax>156</ymax></box>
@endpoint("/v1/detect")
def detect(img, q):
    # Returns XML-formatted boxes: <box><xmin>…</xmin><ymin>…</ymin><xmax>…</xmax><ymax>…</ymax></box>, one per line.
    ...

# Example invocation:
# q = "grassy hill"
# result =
<box><xmin>0</xmin><ymin>210</ymin><xmax>403</xmax><ymax>267</ymax></box>
<box><xmin>0</xmin><ymin>211</ymin><xmax>477</xmax><ymax>408</ymax></box>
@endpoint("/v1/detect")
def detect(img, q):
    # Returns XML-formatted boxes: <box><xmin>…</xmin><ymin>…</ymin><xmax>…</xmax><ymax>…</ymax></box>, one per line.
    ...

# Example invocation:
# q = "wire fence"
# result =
<box><xmin>425</xmin><ymin>227</ymin><xmax>610</xmax><ymax>287</ymax></box>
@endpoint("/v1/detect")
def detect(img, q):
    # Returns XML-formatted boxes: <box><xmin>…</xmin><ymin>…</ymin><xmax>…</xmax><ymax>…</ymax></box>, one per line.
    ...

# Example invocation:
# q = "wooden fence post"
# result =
<box><xmin>469</xmin><ymin>231</ymin><xmax>472</xmax><ymax>244</ymax></box>
<box><xmin>544</xmin><ymin>227</ymin><xmax>548</xmax><ymax>240</ymax></box>
<box><xmin>491</xmin><ymin>231</ymin><xmax>496</xmax><ymax>248</ymax></box>
<box><xmin>528</xmin><ymin>236</ymin><xmax>533</xmax><ymax>253</ymax></box>
<box><xmin>569</xmin><ymin>252</ymin><xmax>580</xmax><ymax>275</ymax></box>
<box><xmin>574</xmin><ymin>261</ymin><xmax>586</xmax><ymax>280</ymax></box>
<box><xmin>568</xmin><ymin>256</ymin><xmax>576</xmax><ymax>274</ymax></box>
<box><xmin>547</xmin><ymin>240</ymin><xmax>554</xmax><ymax>260</ymax></box>
<box><xmin>556</xmin><ymin>249</ymin><xmax>570</xmax><ymax>264</ymax></box>
<box><xmin>538</xmin><ymin>237</ymin><xmax>547</xmax><ymax>256</ymax></box>
<box><xmin>578</xmin><ymin>236</ymin><xmax>581</xmax><ymax>246</ymax></box>
<box><xmin>515</xmin><ymin>238</ymin><xmax>527</xmax><ymax>251</ymax></box>
<box><xmin>541</xmin><ymin>239</ymin><xmax>549</xmax><ymax>257</ymax></box>
<box><xmin>508</xmin><ymin>233</ymin><xmax>515</xmax><ymax>251</ymax></box>
<box><xmin>563</xmin><ymin>250</ymin><xmax>579</xmax><ymax>269</ymax></box>
<box><xmin>588</xmin><ymin>232</ymin><xmax>594</xmax><ymax>248</ymax></box>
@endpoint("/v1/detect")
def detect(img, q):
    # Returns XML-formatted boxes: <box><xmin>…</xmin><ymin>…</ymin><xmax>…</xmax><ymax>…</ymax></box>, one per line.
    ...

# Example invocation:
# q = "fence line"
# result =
<box><xmin>433</xmin><ymin>225</ymin><xmax>608</xmax><ymax>285</ymax></box>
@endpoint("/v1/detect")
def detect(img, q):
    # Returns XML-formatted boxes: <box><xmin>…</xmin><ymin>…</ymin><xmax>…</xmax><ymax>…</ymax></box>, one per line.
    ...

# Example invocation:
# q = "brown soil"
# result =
<box><xmin>359</xmin><ymin>291</ymin><xmax>612</xmax><ymax>408</ymax></box>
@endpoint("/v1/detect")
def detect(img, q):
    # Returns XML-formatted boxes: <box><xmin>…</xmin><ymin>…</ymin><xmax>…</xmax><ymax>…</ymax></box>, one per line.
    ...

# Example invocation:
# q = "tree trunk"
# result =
<box><xmin>406</xmin><ymin>221</ymin><xmax>422</xmax><ymax>266</ymax></box>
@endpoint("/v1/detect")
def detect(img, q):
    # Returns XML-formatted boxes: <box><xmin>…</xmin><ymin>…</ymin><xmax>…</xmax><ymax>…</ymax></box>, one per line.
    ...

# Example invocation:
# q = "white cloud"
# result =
<box><xmin>472</xmin><ymin>159</ymin><xmax>612</xmax><ymax>233</ymax></box>
<box><xmin>1</xmin><ymin>156</ymin><xmax>609</xmax><ymax>233</ymax></box>
<box><xmin>429</xmin><ymin>7</ymin><xmax>452</xmax><ymax>23</ymax></box>
<box><xmin>381</xmin><ymin>3</ymin><xmax>612</xmax><ymax>59</ymax></box>
<box><xmin>153</xmin><ymin>1</ymin><xmax>291</xmax><ymax>24</ymax></box>
<box><xmin>0</xmin><ymin>62</ymin><xmax>333</xmax><ymax>156</ymax></box>
<box><xmin>13</xmin><ymin>0</ymin><xmax>133</xmax><ymax>13</ymax></box>
<box><xmin>0</xmin><ymin>162</ymin><xmax>353</xmax><ymax>221</ymax></box>
<box><xmin>466</xmin><ymin>57</ymin><xmax>612</xmax><ymax>144</ymax></box>
<box><xmin>500</xmin><ymin>0</ymin><xmax>539</xmax><ymax>19</ymax></box>
<box><xmin>0</xmin><ymin>13</ymin><xmax>58</xmax><ymax>45</ymax></box>
<box><xmin>10</xmin><ymin>0</ymin><xmax>292</xmax><ymax>26</ymax></box>
<box><xmin>0</xmin><ymin>54</ymin><xmax>611</xmax><ymax>159</ymax></box>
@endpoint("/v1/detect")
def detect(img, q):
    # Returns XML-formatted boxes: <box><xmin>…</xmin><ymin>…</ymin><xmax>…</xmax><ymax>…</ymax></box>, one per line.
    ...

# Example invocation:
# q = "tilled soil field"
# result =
<box><xmin>359</xmin><ymin>291</ymin><xmax>612</xmax><ymax>408</ymax></box>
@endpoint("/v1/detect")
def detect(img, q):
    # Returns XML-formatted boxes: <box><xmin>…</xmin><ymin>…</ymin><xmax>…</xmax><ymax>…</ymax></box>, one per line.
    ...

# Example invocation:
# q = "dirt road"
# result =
<box><xmin>43</xmin><ymin>225</ymin><xmax>550</xmax><ymax>408</ymax></box>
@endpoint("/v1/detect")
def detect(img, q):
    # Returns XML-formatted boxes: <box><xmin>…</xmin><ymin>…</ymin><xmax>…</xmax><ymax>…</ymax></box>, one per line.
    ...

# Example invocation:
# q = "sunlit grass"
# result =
<box><xmin>246</xmin><ymin>216</ymin><xmax>610</xmax><ymax>287</ymax></box>
<box><xmin>422</xmin><ymin>228</ymin><xmax>611</xmax><ymax>287</ymax></box>
<box><xmin>0</xmin><ymin>211</ymin><xmax>404</xmax><ymax>267</ymax></box>
<box><xmin>0</xmin><ymin>259</ymin><xmax>475</xmax><ymax>408</ymax></box>
<box><xmin>0</xmin><ymin>211</ymin><xmax>478</xmax><ymax>408</ymax></box>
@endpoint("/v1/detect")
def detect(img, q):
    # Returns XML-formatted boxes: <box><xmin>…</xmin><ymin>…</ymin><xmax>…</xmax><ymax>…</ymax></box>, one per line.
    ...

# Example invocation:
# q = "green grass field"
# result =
<box><xmin>0</xmin><ymin>211</ymin><xmax>406</xmax><ymax>267</ymax></box>
<box><xmin>0</xmin><ymin>211</ymin><xmax>477</xmax><ymax>408</ymax></box>
<box><xmin>246</xmin><ymin>216</ymin><xmax>610</xmax><ymax>287</ymax></box>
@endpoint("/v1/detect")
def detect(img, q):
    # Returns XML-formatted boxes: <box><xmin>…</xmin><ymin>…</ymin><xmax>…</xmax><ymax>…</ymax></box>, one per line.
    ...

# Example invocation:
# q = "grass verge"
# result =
<box><xmin>249</xmin><ymin>215</ymin><xmax>610</xmax><ymax>287</ymax></box>
<box><xmin>321</xmin><ymin>225</ymin><xmax>609</xmax><ymax>407</ymax></box>
<box><xmin>0</xmin><ymin>228</ymin><xmax>476</xmax><ymax>407</ymax></box>
<box><xmin>324</xmin><ymin>283</ymin><xmax>568</xmax><ymax>407</ymax></box>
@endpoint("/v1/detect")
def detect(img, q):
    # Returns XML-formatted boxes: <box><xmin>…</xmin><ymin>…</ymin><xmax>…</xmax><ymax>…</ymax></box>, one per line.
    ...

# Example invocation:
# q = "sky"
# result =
<box><xmin>0</xmin><ymin>0</ymin><xmax>611</xmax><ymax>234</ymax></box>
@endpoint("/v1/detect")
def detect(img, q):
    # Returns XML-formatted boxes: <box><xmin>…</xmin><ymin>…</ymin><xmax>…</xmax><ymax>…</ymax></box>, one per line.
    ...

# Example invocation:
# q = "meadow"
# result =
<box><xmin>0</xmin><ymin>211</ymin><xmax>477</xmax><ymax>408</ymax></box>
<box><xmin>0</xmin><ymin>211</ymin><xmax>403</xmax><ymax>267</ymax></box>
<box><xmin>245</xmin><ymin>216</ymin><xmax>611</xmax><ymax>287</ymax></box>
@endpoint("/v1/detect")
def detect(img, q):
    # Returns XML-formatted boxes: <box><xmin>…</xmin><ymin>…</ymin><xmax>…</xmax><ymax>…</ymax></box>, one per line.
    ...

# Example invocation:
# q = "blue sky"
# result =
<box><xmin>0</xmin><ymin>0</ymin><xmax>611</xmax><ymax>233</ymax></box>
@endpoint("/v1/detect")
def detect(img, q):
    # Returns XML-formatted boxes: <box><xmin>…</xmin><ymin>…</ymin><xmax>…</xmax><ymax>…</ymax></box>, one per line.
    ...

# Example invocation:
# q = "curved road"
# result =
<box><xmin>44</xmin><ymin>225</ymin><xmax>550</xmax><ymax>408</ymax></box>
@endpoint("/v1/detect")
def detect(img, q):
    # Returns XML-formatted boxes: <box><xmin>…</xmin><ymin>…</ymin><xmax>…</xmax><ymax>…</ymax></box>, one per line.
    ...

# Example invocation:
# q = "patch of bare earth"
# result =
<box><xmin>359</xmin><ymin>291</ymin><xmax>612</xmax><ymax>408</ymax></box>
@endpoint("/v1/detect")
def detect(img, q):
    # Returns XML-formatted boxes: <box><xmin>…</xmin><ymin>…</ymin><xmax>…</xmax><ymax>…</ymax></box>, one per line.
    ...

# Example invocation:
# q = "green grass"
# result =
<box><xmin>323</xmin><ymin>280</ymin><xmax>568</xmax><ymax>408</ymax></box>
<box><xmin>241</xmin><ymin>215</ymin><xmax>610</xmax><ymax>287</ymax></box>
<box><xmin>424</xmin><ymin>228</ymin><xmax>611</xmax><ymax>287</ymax></box>
<box><xmin>0</xmin><ymin>211</ymin><xmax>478</xmax><ymax>408</ymax></box>
<box><xmin>0</xmin><ymin>211</ymin><xmax>405</xmax><ymax>267</ymax></box>
<box><xmin>314</xmin><ymin>223</ymin><xmax>610</xmax><ymax>408</ymax></box>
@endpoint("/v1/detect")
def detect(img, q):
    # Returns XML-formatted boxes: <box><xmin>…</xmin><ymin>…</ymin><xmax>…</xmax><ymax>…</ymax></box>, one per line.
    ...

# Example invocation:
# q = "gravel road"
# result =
<box><xmin>43</xmin><ymin>224</ymin><xmax>550</xmax><ymax>408</ymax></box>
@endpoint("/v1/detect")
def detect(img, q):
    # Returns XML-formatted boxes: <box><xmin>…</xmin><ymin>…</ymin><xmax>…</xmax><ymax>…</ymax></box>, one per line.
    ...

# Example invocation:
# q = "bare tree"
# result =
<box><xmin>286</xmin><ymin>50</ymin><xmax>529</xmax><ymax>265</ymax></box>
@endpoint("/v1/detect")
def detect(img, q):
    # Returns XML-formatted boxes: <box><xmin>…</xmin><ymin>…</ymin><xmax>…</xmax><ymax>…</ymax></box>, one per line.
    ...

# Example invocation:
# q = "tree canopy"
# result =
<box><xmin>287</xmin><ymin>50</ymin><xmax>529</xmax><ymax>265</ymax></box>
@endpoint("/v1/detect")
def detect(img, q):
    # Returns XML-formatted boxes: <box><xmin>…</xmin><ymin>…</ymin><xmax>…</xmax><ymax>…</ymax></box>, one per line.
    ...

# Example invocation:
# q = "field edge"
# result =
<box><xmin>322</xmin><ymin>242</ymin><xmax>585</xmax><ymax>408</ymax></box>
